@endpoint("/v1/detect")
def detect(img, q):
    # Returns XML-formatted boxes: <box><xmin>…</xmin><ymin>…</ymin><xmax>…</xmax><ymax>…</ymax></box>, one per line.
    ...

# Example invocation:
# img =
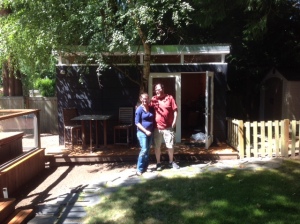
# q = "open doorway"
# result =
<box><xmin>149</xmin><ymin>74</ymin><xmax>181</xmax><ymax>142</ymax></box>
<box><xmin>149</xmin><ymin>71</ymin><xmax>214</xmax><ymax>148</ymax></box>
<box><xmin>181</xmin><ymin>73</ymin><xmax>206</xmax><ymax>141</ymax></box>
<box><xmin>149</xmin><ymin>73</ymin><xmax>207</xmax><ymax>143</ymax></box>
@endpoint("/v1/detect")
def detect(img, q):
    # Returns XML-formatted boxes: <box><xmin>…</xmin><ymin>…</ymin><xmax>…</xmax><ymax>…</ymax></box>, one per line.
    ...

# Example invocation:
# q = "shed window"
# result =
<box><xmin>150</xmin><ymin>55</ymin><xmax>181</xmax><ymax>63</ymax></box>
<box><xmin>184</xmin><ymin>54</ymin><xmax>221</xmax><ymax>63</ymax></box>
<box><xmin>103</xmin><ymin>55</ymin><xmax>140</xmax><ymax>64</ymax></box>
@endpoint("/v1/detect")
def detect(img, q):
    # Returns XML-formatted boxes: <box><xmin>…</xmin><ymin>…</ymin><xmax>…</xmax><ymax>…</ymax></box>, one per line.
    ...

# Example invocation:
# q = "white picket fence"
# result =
<box><xmin>227</xmin><ymin>118</ymin><xmax>299</xmax><ymax>158</ymax></box>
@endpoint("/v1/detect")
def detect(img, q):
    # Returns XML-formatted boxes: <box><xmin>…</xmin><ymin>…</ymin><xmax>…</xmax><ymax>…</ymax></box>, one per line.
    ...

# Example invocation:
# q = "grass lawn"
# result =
<box><xmin>84</xmin><ymin>159</ymin><xmax>300</xmax><ymax>224</ymax></box>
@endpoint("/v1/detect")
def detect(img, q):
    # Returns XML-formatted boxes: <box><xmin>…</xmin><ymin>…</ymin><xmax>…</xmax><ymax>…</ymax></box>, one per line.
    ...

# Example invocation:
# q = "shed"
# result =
<box><xmin>260</xmin><ymin>68</ymin><xmax>300</xmax><ymax>120</ymax></box>
<box><xmin>56</xmin><ymin>44</ymin><xmax>230</xmax><ymax>147</ymax></box>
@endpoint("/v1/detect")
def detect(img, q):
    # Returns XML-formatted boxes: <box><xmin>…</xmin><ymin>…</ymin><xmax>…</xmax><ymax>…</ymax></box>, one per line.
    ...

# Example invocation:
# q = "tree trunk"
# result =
<box><xmin>2</xmin><ymin>59</ymin><xmax>23</xmax><ymax>96</ymax></box>
<box><xmin>0</xmin><ymin>8</ymin><xmax>12</xmax><ymax>16</ymax></box>
<box><xmin>137</xmin><ymin>26</ymin><xmax>151</xmax><ymax>94</ymax></box>
<box><xmin>142</xmin><ymin>43</ymin><xmax>151</xmax><ymax>94</ymax></box>
<box><xmin>2</xmin><ymin>61</ymin><xmax>10</xmax><ymax>96</ymax></box>
<box><xmin>1</xmin><ymin>6</ymin><xmax>23</xmax><ymax>96</ymax></box>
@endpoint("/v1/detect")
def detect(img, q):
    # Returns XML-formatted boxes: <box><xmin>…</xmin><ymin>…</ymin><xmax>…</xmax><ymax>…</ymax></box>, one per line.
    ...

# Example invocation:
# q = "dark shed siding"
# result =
<box><xmin>56</xmin><ymin>66</ymin><xmax>140</xmax><ymax>145</ymax></box>
<box><xmin>56</xmin><ymin>64</ymin><xmax>227</xmax><ymax>145</ymax></box>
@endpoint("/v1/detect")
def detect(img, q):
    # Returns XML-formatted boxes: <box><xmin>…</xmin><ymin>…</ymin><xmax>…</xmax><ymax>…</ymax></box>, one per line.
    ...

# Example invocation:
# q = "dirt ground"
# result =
<box><xmin>14</xmin><ymin>134</ymin><xmax>137</xmax><ymax>209</ymax></box>
<box><xmin>14</xmin><ymin>163</ymin><xmax>137</xmax><ymax>209</ymax></box>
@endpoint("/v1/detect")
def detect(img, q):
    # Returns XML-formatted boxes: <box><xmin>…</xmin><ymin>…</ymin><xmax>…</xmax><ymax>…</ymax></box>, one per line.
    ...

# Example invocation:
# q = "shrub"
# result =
<box><xmin>35</xmin><ymin>78</ymin><xmax>56</xmax><ymax>97</ymax></box>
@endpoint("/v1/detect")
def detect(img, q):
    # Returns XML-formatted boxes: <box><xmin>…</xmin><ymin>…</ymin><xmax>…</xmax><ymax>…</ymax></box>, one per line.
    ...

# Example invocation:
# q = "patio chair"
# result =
<box><xmin>63</xmin><ymin>108</ymin><xmax>82</xmax><ymax>149</ymax></box>
<box><xmin>114</xmin><ymin>107</ymin><xmax>133</xmax><ymax>145</ymax></box>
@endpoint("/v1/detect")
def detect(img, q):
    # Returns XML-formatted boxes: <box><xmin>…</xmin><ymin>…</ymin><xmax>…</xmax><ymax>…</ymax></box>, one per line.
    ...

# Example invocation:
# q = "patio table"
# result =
<box><xmin>71</xmin><ymin>114</ymin><xmax>112</xmax><ymax>152</ymax></box>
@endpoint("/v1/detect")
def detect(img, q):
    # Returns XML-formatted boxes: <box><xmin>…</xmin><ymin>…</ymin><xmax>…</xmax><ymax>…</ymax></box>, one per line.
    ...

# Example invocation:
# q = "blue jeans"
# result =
<box><xmin>136</xmin><ymin>131</ymin><xmax>152</xmax><ymax>172</ymax></box>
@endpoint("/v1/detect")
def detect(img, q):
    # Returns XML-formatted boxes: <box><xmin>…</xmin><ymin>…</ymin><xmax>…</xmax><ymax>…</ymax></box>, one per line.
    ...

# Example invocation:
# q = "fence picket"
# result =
<box><xmin>260</xmin><ymin>121</ymin><xmax>266</xmax><ymax>156</ymax></box>
<box><xmin>274</xmin><ymin>120</ymin><xmax>280</xmax><ymax>157</ymax></box>
<box><xmin>298</xmin><ymin>121</ymin><xmax>300</xmax><ymax>152</ymax></box>
<box><xmin>291</xmin><ymin>120</ymin><xmax>296</xmax><ymax>157</ymax></box>
<box><xmin>267</xmin><ymin>121</ymin><xmax>272</xmax><ymax>158</ymax></box>
<box><xmin>238</xmin><ymin>120</ymin><xmax>244</xmax><ymax>159</ymax></box>
<box><xmin>282</xmin><ymin>119</ymin><xmax>289</xmax><ymax>157</ymax></box>
<box><xmin>253</xmin><ymin>121</ymin><xmax>258</xmax><ymax>158</ymax></box>
<box><xmin>245</xmin><ymin>121</ymin><xmax>251</xmax><ymax>158</ymax></box>
<box><xmin>227</xmin><ymin>118</ymin><xmax>299</xmax><ymax>159</ymax></box>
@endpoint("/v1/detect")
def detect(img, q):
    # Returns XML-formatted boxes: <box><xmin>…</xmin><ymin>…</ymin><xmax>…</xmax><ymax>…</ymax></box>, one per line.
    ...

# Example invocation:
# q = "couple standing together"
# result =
<box><xmin>135</xmin><ymin>83</ymin><xmax>180</xmax><ymax>176</ymax></box>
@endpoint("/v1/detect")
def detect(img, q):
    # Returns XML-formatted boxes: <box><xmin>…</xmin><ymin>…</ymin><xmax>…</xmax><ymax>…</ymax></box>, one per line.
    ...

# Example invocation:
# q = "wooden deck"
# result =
<box><xmin>47</xmin><ymin>142</ymin><xmax>239</xmax><ymax>166</ymax></box>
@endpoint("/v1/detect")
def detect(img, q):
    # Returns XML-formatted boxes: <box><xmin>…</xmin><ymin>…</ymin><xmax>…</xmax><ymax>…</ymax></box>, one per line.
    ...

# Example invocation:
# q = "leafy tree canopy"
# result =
<box><xmin>1</xmin><ymin>0</ymin><xmax>300</xmax><ymax>102</ymax></box>
<box><xmin>0</xmin><ymin>0</ymin><xmax>193</xmax><ymax>91</ymax></box>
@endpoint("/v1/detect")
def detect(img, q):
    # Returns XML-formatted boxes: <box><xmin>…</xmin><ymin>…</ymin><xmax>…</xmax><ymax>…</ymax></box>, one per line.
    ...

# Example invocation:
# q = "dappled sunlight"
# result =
<box><xmin>84</xmin><ymin>160</ymin><xmax>300</xmax><ymax>224</ymax></box>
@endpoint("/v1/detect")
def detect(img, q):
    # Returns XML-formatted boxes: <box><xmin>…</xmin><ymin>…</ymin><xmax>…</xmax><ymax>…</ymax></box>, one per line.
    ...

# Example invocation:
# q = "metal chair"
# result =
<box><xmin>63</xmin><ymin>108</ymin><xmax>82</xmax><ymax>149</ymax></box>
<box><xmin>114</xmin><ymin>107</ymin><xmax>133</xmax><ymax>145</ymax></box>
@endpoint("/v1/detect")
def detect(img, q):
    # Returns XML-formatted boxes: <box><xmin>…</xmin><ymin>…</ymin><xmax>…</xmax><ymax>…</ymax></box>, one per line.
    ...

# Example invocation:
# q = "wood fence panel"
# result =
<box><xmin>0</xmin><ymin>97</ymin><xmax>24</xmax><ymax>109</ymax></box>
<box><xmin>227</xmin><ymin>118</ymin><xmax>300</xmax><ymax>158</ymax></box>
<box><xmin>27</xmin><ymin>97</ymin><xmax>58</xmax><ymax>134</ymax></box>
<box><xmin>0</xmin><ymin>97</ymin><xmax>58</xmax><ymax>134</ymax></box>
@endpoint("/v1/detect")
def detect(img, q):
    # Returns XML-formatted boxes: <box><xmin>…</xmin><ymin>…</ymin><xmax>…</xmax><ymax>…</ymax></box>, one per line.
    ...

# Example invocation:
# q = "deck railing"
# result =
<box><xmin>227</xmin><ymin>118</ymin><xmax>299</xmax><ymax>158</ymax></box>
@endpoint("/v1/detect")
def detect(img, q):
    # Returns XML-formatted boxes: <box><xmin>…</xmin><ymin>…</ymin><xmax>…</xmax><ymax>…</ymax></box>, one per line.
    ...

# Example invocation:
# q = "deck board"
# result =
<box><xmin>47</xmin><ymin>142</ymin><xmax>238</xmax><ymax>166</ymax></box>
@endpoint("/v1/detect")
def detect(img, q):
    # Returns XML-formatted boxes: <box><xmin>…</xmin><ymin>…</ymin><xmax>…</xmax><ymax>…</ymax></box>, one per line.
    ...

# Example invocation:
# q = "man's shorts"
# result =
<box><xmin>153</xmin><ymin>127</ymin><xmax>175</xmax><ymax>149</ymax></box>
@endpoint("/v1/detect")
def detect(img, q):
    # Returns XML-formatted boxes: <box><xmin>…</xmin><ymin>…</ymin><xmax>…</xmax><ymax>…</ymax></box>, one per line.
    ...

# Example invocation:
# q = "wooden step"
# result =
<box><xmin>3</xmin><ymin>209</ymin><xmax>34</xmax><ymax>224</ymax></box>
<box><xmin>0</xmin><ymin>198</ymin><xmax>16</xmax><ymax>223</ymax></box>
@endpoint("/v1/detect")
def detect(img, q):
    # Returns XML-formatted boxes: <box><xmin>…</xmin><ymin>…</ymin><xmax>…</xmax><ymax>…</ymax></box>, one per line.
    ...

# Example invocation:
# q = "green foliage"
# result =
<box><xmin>1</xmin><ymin>0</ymin><xmax>300</xmax><ymax>117</ymax></box>
<box><xmin>34</xmin><ymin>78</ymin><xmax>56</xmax><ymax>97</ymax></box>
<box><xmin>0</xmin><ymin>0</ymin><xmax>194</xmax><ymax>92</ymax></box>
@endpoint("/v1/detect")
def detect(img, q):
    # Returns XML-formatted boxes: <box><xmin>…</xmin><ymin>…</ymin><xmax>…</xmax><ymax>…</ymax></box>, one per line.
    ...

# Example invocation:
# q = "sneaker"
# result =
<box><xmin>136</xmin><ymin>171</ymin><xmax>142</xmax><ymax>176</ymax></box>
<box><xmin>156</xmin><ymin>163</ymin><xmax>162</xmax><ymax>171</ymax></box>
<box><xmin>169</xmin><ymin>162</ymin><xmax>180</xmax><ymax>169</ymax></box>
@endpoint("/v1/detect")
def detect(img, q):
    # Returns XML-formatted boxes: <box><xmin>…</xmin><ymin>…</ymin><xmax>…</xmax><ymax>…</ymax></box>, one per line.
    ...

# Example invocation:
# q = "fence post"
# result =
<box><xmin>245</xmin><ymin>121</ymin><xmax>251</xmax><ymax>158</ymax></box>
<box><xmin>281</xmin><ymin>119</ymin><xmax>289</xmax><ymax>157</ymax></box>
<box><xmin>291</xmin><ymin>120</ymin><xmax>296</xmax><ymax>157</ymax></box>
<box><xmin>238</xmin><ymin>120</ymin><xmax>244</xmax><ymax>159</ymax></box>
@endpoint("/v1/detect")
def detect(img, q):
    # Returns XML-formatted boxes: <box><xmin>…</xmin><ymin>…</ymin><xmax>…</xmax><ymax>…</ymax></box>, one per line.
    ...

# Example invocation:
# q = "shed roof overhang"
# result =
<box><xmin>56</xmin><ymin>44</ymin><xmax>231</xmax><ymax>65</ymax></box>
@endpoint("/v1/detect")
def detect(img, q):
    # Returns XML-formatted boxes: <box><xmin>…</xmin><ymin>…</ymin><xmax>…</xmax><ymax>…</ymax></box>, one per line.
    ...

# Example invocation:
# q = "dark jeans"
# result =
<box><xmin>136</xmin><ymin>131</ymin><xmax>152</xmax><ymax>172</ymax></box>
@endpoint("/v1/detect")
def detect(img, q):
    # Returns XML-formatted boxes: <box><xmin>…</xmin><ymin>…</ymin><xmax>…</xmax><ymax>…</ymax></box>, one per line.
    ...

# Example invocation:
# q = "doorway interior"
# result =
<box><xmin>181</xmin><ymin>73</ymin><xmax>206</xmax><ymax>141</ymax></box>
<box><xmin>149</xmin><ymin>73</ymin><xmax>206</xmax><ymax>143</ymax></box>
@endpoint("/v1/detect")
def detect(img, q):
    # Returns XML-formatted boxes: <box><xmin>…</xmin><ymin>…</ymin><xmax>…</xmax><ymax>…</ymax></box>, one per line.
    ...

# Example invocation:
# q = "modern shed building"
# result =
<box><xmin>56</xmin><ymin>44</ymin><xmax>230</xmax><ymax>148</ymax></box>
<box><xmin>260</xmin><ymin>68</ymin><xmax>300</xmax><ymax>121</ymax></box>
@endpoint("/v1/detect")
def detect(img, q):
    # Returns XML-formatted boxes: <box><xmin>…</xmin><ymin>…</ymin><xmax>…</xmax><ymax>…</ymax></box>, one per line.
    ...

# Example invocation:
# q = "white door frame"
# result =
<box><xmin>149</xmin><ymin>71</ymin><xmax>214</xmax><ymax>148</ymax></box>
<box><xmin>205</xmin><ymin>71</ymin><xmax>214</xmax><ymax>149</ymax></box>
<box><xmin>149</xmin><ymin>73</ymin><xmax>181</xmax><ymax>143</ymax></box>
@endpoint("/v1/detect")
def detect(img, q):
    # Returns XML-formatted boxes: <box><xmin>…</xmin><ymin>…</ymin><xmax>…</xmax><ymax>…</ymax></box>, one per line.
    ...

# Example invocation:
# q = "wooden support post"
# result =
<box><xmin>291</xmin><ymin>120</ymin><xmax>296</xmax><ymax>157</ymax></box>
<box><xmin>274</xmin><ymin>120</ymin><xmax>280</xmax><ymax>157</ymax></box>
<box><xmin>238</xmin><ymin>120</ymin><xmax>244</xmax><ymax>159</ymax></box>
<box><xmin>245</xmin><ymin>121</ymin><xmax>251</xmax><ymax>158</ymax></box>
<box><xmin>281</xmin><ymin>119</ymin><xmax>289</xmax><ymax>157</ymax></box>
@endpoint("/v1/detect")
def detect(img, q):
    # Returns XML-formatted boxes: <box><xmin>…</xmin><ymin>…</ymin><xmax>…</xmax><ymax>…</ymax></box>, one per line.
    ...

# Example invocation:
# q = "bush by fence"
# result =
<box><xmin>0</xmin><ymin>97</ymin><xmax>58</xmax><ymax>134</ymax></box>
